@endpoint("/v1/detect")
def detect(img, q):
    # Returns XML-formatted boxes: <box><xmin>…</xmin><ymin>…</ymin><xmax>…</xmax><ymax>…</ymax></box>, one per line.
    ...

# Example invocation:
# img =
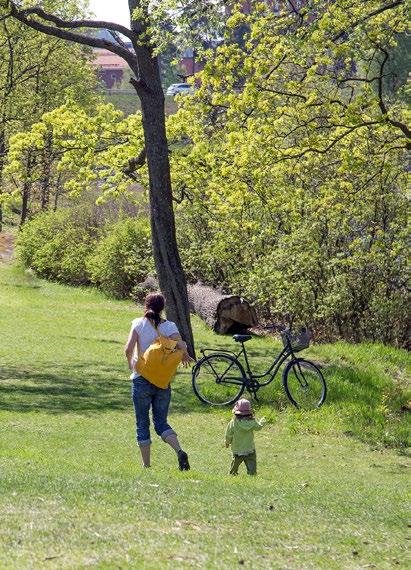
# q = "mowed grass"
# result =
<box><xmin>0</xmin><ymin>261</ymin><xmax>410</xmax><ymax>569</ymax></box>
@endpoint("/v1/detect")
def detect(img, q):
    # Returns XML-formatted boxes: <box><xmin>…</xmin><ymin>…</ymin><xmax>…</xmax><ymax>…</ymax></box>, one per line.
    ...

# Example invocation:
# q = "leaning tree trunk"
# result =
<box><xmin>188</xmin><ymin>283</ymin><xmax>258</xmax><ymax>334</ymax></box>
<box><xmin>130</xmin><ymin>24</ymin><xmax>195</xmax><ymax>356</ymax></box>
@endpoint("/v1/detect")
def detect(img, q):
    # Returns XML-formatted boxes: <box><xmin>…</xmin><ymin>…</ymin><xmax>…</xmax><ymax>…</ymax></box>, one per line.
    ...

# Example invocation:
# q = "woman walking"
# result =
<box><xmin>125</xmin><ymin>293</ymin><xmax>191</xmax><ymax>470</ymax></box>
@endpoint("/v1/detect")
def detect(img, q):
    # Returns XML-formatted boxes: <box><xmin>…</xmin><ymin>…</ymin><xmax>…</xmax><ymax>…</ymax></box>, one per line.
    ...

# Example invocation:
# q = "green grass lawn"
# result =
<box><xmin>0</xmin><ymin>261</ymin><xmax>409</xmax><ymax>569</ymax></box>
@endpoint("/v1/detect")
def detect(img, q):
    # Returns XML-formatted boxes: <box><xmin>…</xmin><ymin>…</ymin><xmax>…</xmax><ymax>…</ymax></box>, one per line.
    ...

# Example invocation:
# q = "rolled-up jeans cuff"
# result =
<box><xmin>138</xmin><ymin>439</ymin><xmax>151</xmax><ymax>447</ymax></box>
<box><xmin>161</xmin><ymin>428</ymin><xmax>176</xmax><ymax>441</ymax></box>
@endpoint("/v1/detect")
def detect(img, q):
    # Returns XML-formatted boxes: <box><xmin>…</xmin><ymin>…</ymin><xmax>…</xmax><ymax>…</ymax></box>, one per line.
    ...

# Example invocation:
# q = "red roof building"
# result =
<box><xmin>91</xmin><ymin>49</ymin><xmax>130</xmax><ymax>89</ymax></box>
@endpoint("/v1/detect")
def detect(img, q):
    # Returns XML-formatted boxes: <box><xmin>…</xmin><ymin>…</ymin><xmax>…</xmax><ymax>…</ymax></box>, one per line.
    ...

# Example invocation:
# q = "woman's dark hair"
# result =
<box><xmin>144</xmin><ymin>293</ymin><xmax>165</xmax><ymax>327</ymax></box>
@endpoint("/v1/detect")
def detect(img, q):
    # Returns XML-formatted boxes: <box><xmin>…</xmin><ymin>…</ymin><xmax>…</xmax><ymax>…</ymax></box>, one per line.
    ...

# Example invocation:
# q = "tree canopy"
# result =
<box><xmin>2</xmin><ymin>0</ymin><xmax>409</xmax><ymax>345</ymax></box>
<box><xmin>0</xmin><ymin>0</ymin><xmax>97</xmax><ymax>226</ymax></box>
<box><xmin>166</xmin><ymin>0</ymin><xmax>409</xmax><ymax>343</ymax></box>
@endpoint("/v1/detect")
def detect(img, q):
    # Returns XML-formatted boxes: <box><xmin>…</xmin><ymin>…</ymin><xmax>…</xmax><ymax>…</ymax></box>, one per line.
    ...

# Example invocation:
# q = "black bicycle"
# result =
<box><xmin>192</xmin><ymin>326</ymin><xmax>327</xmax><ymax>409</ymax></box>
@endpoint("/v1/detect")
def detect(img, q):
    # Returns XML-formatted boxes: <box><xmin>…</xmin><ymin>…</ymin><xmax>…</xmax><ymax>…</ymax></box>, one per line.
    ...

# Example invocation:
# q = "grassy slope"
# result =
<box><xmin>0</xmin><ymin>262</ymin><xmax>409</xmax><ymax>569</ymax></box>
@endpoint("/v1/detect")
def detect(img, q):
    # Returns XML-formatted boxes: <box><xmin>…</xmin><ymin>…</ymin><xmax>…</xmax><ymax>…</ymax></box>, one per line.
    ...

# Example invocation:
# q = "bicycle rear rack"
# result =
<box><xmin>199</xmin><ymin>347</ymin><xmax>239</xmax><ymax>358</ymax></box>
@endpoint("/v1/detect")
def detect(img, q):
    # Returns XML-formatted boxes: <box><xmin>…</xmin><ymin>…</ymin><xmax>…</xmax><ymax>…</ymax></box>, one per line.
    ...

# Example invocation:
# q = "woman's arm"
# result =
<box><xmin>169</xmin><ymin>333</ymin><xmax>194</xmax><ymax>366</ymax></box>
<box><xmin>124</xmin><ymin>328</ymin><xmax>138</xmax><ymax>370</ymax></box>
<box><xmin>169</xmin><ymin>333</ymin><xmax>186</xmax><ymax>351</ymax></box>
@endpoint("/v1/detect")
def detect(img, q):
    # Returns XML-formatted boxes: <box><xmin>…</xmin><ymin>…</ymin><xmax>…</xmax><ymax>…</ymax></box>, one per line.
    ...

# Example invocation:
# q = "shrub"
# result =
<box><xmin>17</xmin><ymin>208</ymin><xmax>98</xmax><ymax>285</ymax></box>
<box><xmin>87</xmin><ymin>218</ymin><xmax>153</xmax><ymax>298</ymax></box>
<box><xmin>17</xmin><ymin>208</ymin><xmax>154</xmax><ymax>298</ymax></box>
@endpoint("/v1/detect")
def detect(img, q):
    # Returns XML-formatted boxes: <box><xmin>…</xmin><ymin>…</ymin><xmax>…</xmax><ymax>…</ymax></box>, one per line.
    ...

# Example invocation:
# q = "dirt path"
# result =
<box><xmin>0</xmin><ymin>232</ymin><xmax>15</xmax><ymax>262</ymax></box>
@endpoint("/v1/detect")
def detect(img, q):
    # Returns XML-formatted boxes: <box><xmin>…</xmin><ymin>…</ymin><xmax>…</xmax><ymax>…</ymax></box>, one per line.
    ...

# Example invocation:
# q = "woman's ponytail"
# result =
<box><xmin>144</xmin><ymin>293</ymin><xmax>165</xmax><ymax>328</ymax></box>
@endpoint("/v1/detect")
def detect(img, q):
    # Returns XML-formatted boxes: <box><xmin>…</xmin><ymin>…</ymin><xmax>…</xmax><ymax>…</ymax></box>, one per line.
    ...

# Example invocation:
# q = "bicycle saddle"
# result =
<box><xmin>233</xmin><ymin>334</ymin><xmax>252</xmax><ymax>343</ymax></box>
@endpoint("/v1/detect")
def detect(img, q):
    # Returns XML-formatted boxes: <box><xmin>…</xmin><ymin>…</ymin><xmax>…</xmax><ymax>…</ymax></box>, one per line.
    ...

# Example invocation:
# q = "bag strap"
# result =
<box><xmin>146</xmin><ymin>317</ymin><xmax>161</xmax><ymax>338</ymax></box>
<box><xmin>146</xmin><ymin>317</ymin><xmax>179</xmax><ymax>346</ymax></box>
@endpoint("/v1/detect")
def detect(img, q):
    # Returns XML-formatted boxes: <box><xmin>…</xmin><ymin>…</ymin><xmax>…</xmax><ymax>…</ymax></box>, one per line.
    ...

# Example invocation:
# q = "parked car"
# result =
<box><xmin>166</xmin><ymin>83</ymin><xmax>194</xmax><ymax>96</ymax></box>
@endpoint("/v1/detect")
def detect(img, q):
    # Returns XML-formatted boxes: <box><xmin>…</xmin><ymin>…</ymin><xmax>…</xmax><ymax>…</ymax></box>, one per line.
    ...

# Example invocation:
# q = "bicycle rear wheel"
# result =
<box><xmin>283</xmin><ymin>358</ymin><xmax>327</xmax><ymax>409</ymax></box>
<box><xmin>192</xmin><ymin>354</ymin><xmax>246</xmax><ymax>406</ymax></box>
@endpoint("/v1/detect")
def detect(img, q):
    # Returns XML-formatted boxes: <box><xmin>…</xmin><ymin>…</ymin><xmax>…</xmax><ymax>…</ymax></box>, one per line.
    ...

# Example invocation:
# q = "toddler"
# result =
<box><xmin>225</xmin><ymin>398</ymin><xmax>265</xmax><ymax>475</ymax></box>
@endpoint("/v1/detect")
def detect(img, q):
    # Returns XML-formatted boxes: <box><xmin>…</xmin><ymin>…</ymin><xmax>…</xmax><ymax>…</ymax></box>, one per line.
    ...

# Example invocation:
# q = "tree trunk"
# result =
<box><xmin>0</xmin><ymin>132</ymin><xmax>4</xmax><ymax>233</ymax></box>
<box><xmin>40</xmin><ymin>129</ymin><xmax>53</xmax><ymax>210</ymax></box>
<box><xmin>138</xmin><ymin>91</ymin><xmax>194</xmax><ymax>355</ymax></box>
<box><xmin>54</xmin><ymin>185</ymin><xmax>59</xmax><ymax>211</ymax></box>
<box><xmin>188</xmin><ymin>283</ymin><xmax>258</xmax><ymax>334</ymax></box>
<box><xmin>20</xmin><ymin>180</ymin><xmax>30</xmax><ymax>225</ymax></box>
<box><xmin>129</xmin><ymin>20</ymin><xmax>195</xmax><ymax>356</ymax></box>
<box><xmin>20</xmin><ymin>153</ymin><xmax>33</xmax><ymax>226</ymax></box>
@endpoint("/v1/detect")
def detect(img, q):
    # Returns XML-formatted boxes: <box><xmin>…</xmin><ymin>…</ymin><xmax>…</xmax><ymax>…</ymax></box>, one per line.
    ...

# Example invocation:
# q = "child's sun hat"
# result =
<box><xmin>233</xmin><ymin>398</ymin><xmax>253</xmax><ymax>416</ymax></box>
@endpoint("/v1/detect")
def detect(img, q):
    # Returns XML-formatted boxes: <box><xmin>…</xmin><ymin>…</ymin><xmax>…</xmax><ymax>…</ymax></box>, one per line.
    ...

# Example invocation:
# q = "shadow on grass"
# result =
<box><xmin>61</xmin><ymin>335</ymin><xmax>124</xmax><ymax>346</ymax></box>
<box><xmin>0</xmin><ymin>354</ymin><xmax>406</xmax><ymax>422</ymax></box>
<box><xmin>0</xmin><ymin>364</ymin><xmax>208</xmax><ymax>416</ymax></box>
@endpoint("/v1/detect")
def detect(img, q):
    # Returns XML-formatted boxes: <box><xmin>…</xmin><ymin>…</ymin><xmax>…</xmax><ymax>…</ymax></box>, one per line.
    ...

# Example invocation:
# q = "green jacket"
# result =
<box><xmin>225</xmin><ymin>417</ymin><xmax>264</xmax><ymax>455</ymax></box>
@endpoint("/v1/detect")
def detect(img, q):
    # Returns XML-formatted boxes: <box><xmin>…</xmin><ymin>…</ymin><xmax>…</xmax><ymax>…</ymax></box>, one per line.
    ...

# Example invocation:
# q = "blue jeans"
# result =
<box><xmin>131</xmin><ymin>376</ymin><xmax>175</xmax><ymax>447</ymax></box>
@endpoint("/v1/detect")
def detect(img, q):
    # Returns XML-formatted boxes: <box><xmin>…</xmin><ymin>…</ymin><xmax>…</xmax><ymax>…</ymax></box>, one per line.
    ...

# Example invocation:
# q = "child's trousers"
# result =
<box><xmin>230</xmin><ymin>451</ymin><xmax>257</xmax><ymax>475</ymax></box>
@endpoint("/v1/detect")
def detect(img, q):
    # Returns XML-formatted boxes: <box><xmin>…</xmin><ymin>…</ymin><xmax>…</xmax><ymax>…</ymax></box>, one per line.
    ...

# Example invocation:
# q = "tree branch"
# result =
<box><xmin>16</xmin><ymin>6</ymin><xmax>135</xmax><ymax>41</ymax></box>
<box><xmin>374</xmin><ymin>41</ymin><xmax>411</xmax><ymax>145</ymax></box>
<box><xmin>0</xmin><ymin>11</ymin><xmax>11</xmax><ymax>23</ymax></box>
<box><xmin>5</xmin><ymin>1</ymin><xmax>137</xmax><ymax>69</ymax></box>
<box><xmin>332</xmin><ymin>1</ymin><xmax>404</xmax><ymax>42</ymax></box>
<box><xmin>270</xmin><ymin>121</ymin><xmax>381</xmax><ymax>164</ymax></box>
<box><xmin>122</xmin><ymin>148</ymin><xmax>147</xmax><ymax>180</ymax></box>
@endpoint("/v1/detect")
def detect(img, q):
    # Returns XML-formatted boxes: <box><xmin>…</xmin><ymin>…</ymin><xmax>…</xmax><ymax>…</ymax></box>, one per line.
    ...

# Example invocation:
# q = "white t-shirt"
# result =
<box><xmin>130</xmin><ymin>317</ymin><xmax>180</xmax><ymax>380</ymax></box>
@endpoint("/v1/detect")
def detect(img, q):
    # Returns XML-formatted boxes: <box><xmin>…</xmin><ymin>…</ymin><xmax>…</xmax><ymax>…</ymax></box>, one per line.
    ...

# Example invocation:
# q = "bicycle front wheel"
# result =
<box><xmin>192</xmin><ymin>354</ymin><xmax>246</xmax><ymax>406</ymax></box>
<box><xmin>283</xmin><ymin>358</ymin><xmax>327</xmax><ymax>409</ymax></box>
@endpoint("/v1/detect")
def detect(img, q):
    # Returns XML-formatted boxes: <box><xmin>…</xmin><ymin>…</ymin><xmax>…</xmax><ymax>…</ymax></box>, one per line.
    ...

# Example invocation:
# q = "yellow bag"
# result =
<box><xmin>135</xmin><ymin>329</ymin><xmax>184</xmax><ymax>389</ymax></box>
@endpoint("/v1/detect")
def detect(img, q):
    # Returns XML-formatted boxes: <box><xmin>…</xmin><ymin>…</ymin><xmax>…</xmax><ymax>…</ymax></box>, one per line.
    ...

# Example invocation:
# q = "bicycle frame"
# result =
<box><xmin>200</xmin><ymin>339</ymin><xmax>295</xmax><ymax>388</ymax></box>
<box><xmin>194</xmin><ymin>330</ymin><xmax>326</xmax><ymax>408</ymax></box>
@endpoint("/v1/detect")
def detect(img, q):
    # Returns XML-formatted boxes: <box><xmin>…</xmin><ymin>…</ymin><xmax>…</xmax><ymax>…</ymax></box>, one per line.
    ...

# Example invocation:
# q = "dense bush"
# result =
<box><xmin>87</xmin><ymin>218</ymin><xmax>153</xmax><ymax>298</ymax></box>
<box><xmin>17</xmin><ymin>208</ymin><xmax>98</xmax><ymax>285</ymax></box>
<box><xmin>175</xmin><ymin>167</ymin><xmax>409</xmax><ymax>346</ymax></box>
<box><xmin>17</xmin><ymin>208</ymin><xmax>153</xmax><ymax>298</ymax></box>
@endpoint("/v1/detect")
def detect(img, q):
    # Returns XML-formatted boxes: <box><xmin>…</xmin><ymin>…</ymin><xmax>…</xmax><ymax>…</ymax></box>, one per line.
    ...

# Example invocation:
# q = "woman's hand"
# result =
<box><xmin>170</xmin><ymin>335</ymin><xmax>194</xmax><ymax>367</ymax></box>
<box><xmin>181</xmin><ymin>352</ymin><xmax>194</xmax><ymax>368</ymax></box>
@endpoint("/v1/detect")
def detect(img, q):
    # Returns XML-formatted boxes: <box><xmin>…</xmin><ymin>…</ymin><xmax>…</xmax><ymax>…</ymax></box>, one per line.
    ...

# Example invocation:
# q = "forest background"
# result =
<box><xmin>0</xmin><ymin>0</ymin><xmax>409</xmax><ymax>347</ymax></box>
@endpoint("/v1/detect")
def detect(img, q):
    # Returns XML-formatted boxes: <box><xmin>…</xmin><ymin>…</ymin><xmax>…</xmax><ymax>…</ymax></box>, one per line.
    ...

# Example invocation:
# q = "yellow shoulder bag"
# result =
<box><xmin>135</xmin><ymin>322</ymin><xmax>184</xmax><ymax>389</ymax></box>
